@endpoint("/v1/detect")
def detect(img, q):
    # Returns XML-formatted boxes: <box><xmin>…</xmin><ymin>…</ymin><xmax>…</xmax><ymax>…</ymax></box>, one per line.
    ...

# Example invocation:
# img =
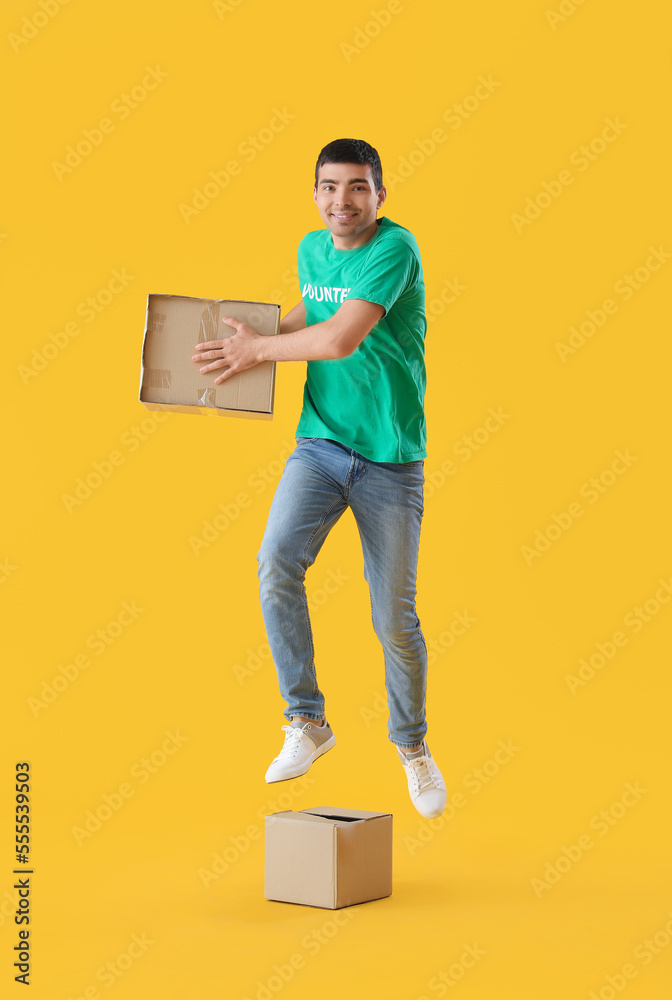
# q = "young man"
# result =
<box><xmin>192</xmin><ymin>138</ymin><xmax>446</xmax><ymax>819</ymax></box>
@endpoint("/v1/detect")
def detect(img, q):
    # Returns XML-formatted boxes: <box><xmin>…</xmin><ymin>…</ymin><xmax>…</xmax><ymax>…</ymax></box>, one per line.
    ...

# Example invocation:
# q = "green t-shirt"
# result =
<box><xmin>295</xmin><ymin>216</ymin><xmax>427</xmax><ymax>463</ymax></box>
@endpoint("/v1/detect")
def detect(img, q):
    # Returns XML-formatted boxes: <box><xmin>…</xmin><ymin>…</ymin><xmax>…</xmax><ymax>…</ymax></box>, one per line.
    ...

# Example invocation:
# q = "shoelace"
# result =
<box><xmin>406</xmin><ymin>754</ymin><xmax>438</xmax><ymax>793</ymax></box>
<box><xmin>275</xmin><ymin>725</ymin><xmax>306</xmax><ymax>761</ymax></box>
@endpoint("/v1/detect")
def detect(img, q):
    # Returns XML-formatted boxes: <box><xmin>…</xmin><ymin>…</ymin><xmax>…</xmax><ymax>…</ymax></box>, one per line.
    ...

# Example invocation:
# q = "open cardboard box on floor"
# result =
<box><xmin>139</xmin><ymin>294</ymin><xmax>280</xmax><ymax>419</ymax></box>
<box><xmin>264</xmin><ymin>807</ymin><xmax>393</xmax><ymax>909</ymax></box>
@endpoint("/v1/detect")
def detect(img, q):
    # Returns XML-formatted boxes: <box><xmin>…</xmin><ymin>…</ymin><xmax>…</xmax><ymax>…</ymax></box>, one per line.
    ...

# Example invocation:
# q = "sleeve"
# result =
<box><xmin>346</xmin><ymin>238</ymin><xmax>418</xmax><ymax>315</ymax></box>
<box><xmin>296</xmin><ymin>234</ymin><xmax>308</xmax><ymax>290</ymax></box>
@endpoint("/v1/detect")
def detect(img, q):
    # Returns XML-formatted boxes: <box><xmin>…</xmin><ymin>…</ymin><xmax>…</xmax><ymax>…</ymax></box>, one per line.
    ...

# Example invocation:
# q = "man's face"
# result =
<box><xmin>313</xmin><ymin>162</ymin><xmax>386</xmax><ymax>248</ymax></box>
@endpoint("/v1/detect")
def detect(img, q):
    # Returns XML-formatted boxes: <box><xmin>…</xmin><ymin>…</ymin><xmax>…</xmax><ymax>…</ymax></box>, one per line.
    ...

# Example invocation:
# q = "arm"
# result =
<box><xmin>192</xmin><ymin>297</ymin><xmax>385</xmax><ymax>385</ymax></box>
<box><xmin>279</xmin><ymin>299</ymin><xmax>306</xmax><ymax>334</ymax></box>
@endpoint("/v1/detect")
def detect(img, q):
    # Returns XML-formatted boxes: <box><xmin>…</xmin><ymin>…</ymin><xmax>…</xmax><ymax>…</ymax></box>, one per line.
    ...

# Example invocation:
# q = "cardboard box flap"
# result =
<box><xmin>302</xmin><ymin>806</ymin><xmax>391</xmax><ymax>823</ymax></box>
<box><xmin>266</xmin><ymin>811</ymin><xmax>346</xmax><ymax>827</ymax></box>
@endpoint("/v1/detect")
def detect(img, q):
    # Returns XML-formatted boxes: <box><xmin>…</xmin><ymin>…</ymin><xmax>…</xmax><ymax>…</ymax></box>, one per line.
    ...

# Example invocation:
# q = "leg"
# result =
<box><xmin>257</xmin><ymin>438</ymin><xmax>350</xmax><ymax>723</ymax></box>
<box><xmin>348</xmin><ymin>457</ymin><xmax>427</xmax><ymax>749</ymax></box>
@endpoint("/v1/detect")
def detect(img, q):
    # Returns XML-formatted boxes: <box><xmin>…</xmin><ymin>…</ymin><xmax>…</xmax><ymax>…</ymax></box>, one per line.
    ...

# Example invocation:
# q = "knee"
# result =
<box><xmin>372</xmin><ymin>611</ymin><xmax>422</xmax><ymax>652</ymax></box>
<box><xmin>257</xmin><ymin>536</ymin><xmax>306</xmax><ymax>585</ymax></box>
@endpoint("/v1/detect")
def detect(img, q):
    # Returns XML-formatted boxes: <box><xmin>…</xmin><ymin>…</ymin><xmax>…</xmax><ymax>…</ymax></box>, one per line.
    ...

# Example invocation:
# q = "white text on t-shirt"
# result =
<box><xmin>302</xmin><ymin>283</ymin><xmax>351</xmax><ymax>303</ymax></box>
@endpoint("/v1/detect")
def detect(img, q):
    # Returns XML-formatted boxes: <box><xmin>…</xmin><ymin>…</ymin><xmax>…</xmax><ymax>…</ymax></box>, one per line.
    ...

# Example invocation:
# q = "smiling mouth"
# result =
<box><xmin>331</xmin><ymin>213</ymin><xmax>357</xmax><ymax>221</ymax></box>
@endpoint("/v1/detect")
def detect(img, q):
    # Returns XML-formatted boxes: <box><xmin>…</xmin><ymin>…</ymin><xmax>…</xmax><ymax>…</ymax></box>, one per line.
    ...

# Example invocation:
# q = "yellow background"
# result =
<box><xmin>2</xmin><ymin>0</ymin><xmax>671</xmax><ymax>997</ymax></box>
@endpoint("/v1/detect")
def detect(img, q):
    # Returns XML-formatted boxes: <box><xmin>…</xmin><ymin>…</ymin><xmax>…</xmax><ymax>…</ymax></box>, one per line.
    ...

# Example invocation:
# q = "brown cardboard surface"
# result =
<box><xmin>264</xmin><ymin>807</ymin><xmax>393</xmax><ymax>909</ymax></box>
<box><xmin>265</xmin><ymin>815</ymin><xmax>338</xmax><ymax>909</ymax></box>
<box><xmin>334</xmin><ymin>813</ymin><xmax>393</xmax><ymax>908</ymax></box>
<box><xmin>138</xmin><ymin>294</ymin><xmax>280</xmax><ymax>418</ymax></box>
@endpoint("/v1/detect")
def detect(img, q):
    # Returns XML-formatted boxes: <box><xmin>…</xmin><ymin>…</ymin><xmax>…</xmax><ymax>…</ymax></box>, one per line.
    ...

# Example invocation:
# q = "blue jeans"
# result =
<box><xmin>257</xmin><ymin>436</ymin><xmax>427</xmax><ymax>749</ymax></box>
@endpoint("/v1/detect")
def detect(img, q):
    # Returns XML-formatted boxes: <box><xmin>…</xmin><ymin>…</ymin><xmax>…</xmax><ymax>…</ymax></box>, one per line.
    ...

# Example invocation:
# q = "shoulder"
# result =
<box><xmin>362</xmin><ymin>218</ymin><xmax>422</xmax><ymax>278</ymax></box>
<box><xmin>368</xmin><ymin>217</ymin><xmax>422</xmax><ymax>262</ymax></box>
<box><xmin>298</xmin><ymin>228</ymin><xmax>327</xmax><ymax>254</ymax></box>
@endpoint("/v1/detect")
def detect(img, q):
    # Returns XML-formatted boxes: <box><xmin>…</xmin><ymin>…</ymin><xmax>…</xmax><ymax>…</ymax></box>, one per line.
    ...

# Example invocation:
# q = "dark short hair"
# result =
<box><xmin>314</xmin><ymin>138</ymin><xmax>383</xmax><ymax>193</ymax></box>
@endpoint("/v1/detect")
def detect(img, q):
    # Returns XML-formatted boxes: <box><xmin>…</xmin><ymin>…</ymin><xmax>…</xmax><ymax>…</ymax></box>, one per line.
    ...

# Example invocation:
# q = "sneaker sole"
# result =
<box><xmin>265</xmin><ymin>734</ymin><xmax>337</xmax><ymax>784</ymax></box>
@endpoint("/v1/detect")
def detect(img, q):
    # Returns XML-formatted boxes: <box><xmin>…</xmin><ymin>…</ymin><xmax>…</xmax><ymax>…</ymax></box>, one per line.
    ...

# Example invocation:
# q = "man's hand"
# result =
<box><xmin>191</xmin><ymin>316</ymin><xmax>263</xmax><ymax>385</ymax></box>
<box><xmin>192</xmin><ymin>298</ymin><xmax>385</xmax><ymax>377</ymax></box>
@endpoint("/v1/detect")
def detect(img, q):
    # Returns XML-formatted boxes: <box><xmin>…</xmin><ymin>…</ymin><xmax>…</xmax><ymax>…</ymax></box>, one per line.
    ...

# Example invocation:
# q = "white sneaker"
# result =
<box><xmin>397</xmin><ymin>739</ymin><xmax>447</xmax><ymax>818</ymax></box>
<box><xmin>265</xmin><ymin>718</ymin><xmax>337</xmax><ymax>783</ymax></box>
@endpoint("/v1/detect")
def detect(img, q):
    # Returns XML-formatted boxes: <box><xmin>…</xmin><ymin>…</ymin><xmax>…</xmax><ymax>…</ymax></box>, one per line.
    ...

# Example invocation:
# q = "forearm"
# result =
<box><xmin>197</xmin><ymin>298</ymin><xmax>384</xmax><ymax>383</ymax></box>
<box><xmin>257</xmin><ymin>318</ymin><xmax>346</xmax><ymax>362</ymax></box>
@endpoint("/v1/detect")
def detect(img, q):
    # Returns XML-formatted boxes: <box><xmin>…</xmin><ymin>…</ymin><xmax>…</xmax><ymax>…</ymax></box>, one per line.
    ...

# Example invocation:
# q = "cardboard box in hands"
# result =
<box><xmin>139</xmin><ymin>294</ymin><xmax>280</xmax><ymax>419</ymax></box>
